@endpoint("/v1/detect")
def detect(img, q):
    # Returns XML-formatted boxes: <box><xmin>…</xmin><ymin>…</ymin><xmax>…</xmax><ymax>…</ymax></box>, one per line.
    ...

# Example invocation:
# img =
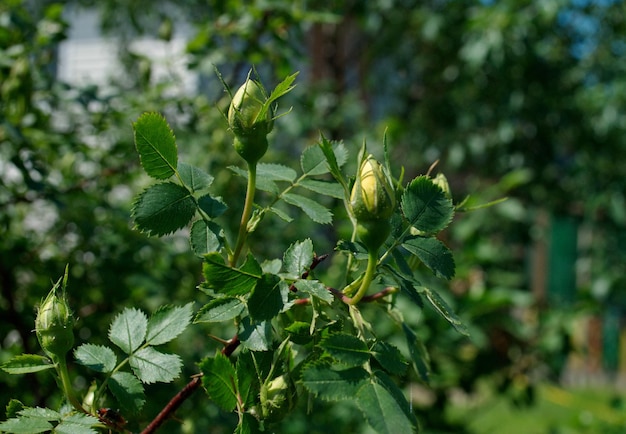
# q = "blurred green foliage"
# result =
<box><xmin>2</xmin><ymin>0</ymin><xmax>626</xmax><ymax>432</ymax></box>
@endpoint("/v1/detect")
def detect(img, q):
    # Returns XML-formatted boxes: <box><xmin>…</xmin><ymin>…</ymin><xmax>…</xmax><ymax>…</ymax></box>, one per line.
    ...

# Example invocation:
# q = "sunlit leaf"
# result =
<box><xmin>109</xmin><ymin>308</ymin><xmax>148</xmax><ymax>354</ymax></box>
<box><xmin>74</xmin><ymin>344</ymin><xmax>116</xmax><ymax>373</ymax></box>
<box><xmin>1</xmin><ymin>355</ymin><xmax>53</xmax><ymax>374</ymax></box>
<box><xmin>401</xmin><ymin>176</ymin><xmax>453</xmax><ymax>234</ymax></box>
<box><xmin>283</xmin><ymin>238</ymin><xmax>313</xmax><ymax>278</ymax></box>
<box><xmin>129</xmin><ymin>347</ymin><xmax>182</xmax><ymax>384</ymax></box>
<box><xmin>195</xmin><ymin>297</ymin><xmax>245</xmax><ymax>323</ymax></box>
<box><xmin>178</xmin><ymin>162</ymin><xmax>213</xmax><ymax>192</ymax></box>
<box><xmin>146</xmin><ymin>303</ymin><xmax>193</xmax><ymax>346</ymax></box>
<box><xmin>133</xmin><ymin>112</ymin><xmax>177</xmax><ymax>179</ymax></box>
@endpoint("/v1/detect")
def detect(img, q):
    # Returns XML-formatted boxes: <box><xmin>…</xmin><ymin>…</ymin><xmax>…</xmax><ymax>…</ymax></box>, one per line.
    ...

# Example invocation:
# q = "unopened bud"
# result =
<box><xmin>228</xmin><ymin>78</ymin><xmax>273</xmax><ymax>164</ymax></box>
<box><xmin>260</xmin><ymin>374</ymin><xmax>297</xmax><ymax>423</ymax></box>
<box><xmin>350</xmin><ymin>155</ymin><xmax>396</xmax><ymax>222</ymax></box>
<box><xmin>36</xmin><ymin>270</ymin><xmax>74</xmax><ymax>359</ymax></box>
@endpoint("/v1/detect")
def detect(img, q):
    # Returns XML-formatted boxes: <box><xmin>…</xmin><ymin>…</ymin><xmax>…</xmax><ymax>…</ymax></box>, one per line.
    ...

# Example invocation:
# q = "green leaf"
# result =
<box><xmin>190</xmin><ymin>219</ymin><xmax>224</xmax><ymax>256</ymax></box>
<box><xmin>402</xmin><ymin>176</ymin><xmax>454</xmax><ymax>234</ymax></box>
<box><xmin>294</xmin><ymin>280</ymin><xmax>333</xmax><ymax>304</ymax></box>
<box><xmin>321</xmin><ymin>334</ymin><xmax>370</xmax><ymax>366</ymax></box>
<box><xmin>229</xmin><ymin>166</ymin><xmax>279</xmax><ymax>194</ymax></box>
<box><xmin>282</xmin><ymin>193</ymin><xmax>332</xmax><ymax>224</ymax></box>
<box><xmin>265</xmin><ymin>72</ymin><xmax>298</xmax><ymax>108</ymax></box>
<box><xmin>257</xmin><ymin>163</ymin><xmax>297</xmax><ymax>182</ymax></box>
<box><xmin>402</xmin><ymin>324</ymin><xmax>430</xmax><ymax>383</ymax></box>
<box><xmin>300</xmin><ymin>365</ymin><xmax>369</xmax><ymax>401</ymax></box>
<box><xmin>129</xmin><ymin>347</ymin><xmax>182</xmax><ymax>384</ymax></box>
<box><xmin>109</xmin><ymin>308</ymin><xmax>148</xmax><ymax>354</ymax></box>
<box><xmin>195</xmin><ymin>297</ymin><xmax>245</xmax><ymax>323</ymax></box>
<box><xmin>132</xmin><ymin>182</ymin><xmax>196</xmax><ymax>236</ymax></box>
<box><xmin>133</xmin><ymin>112</ymin><xmax>178</xmax><ymax>179</ymax></box>
<box><xmin>384</xmin><ymin>265</ymin><xmax>424</xmax><ymax>309</ymax></box>
<box><xmin>300</xmin><ymin>145</ymin><xmax>330</xmax><ymax>176</ymax></box>
<box><xmin>248</xmin><ymin>274</ymin><xmax>283</xmax><ymax>321</ymax></box>
<box><xmin>356</xmin><ymin>377</ymin><xmax>416</xmax><ymax>434</ymax></box>
<box><xmin>318</xmin><ymin>136</ymin><xmax>349</xmax><ymax>188</ymax></box>
<box><xmin>420</xmin><ymin>286</ymin><xmax>469</xmax><ymax>336</ymax></box>
<box><xmin>235</xmin><ymin>413</ymin><xmax>261</xmax><ymax>434</ymax></box>
<box><xmin>298</xmin><ymin>178</ymin><xmax>344</xmax><ymax>199</ymax></box>
<box><xmin>284</xmin><ymin>321</ymin><xmax>314</xmax><ymax>345</ymax></box>
<box><xmin>146</xmin><ymin>303</ymin><xmax>193</xmax><ymax>346</ymax></box>
<box><xmin>235</xmin><ymin>351</ymin><xmax>260</xmax><ymax>408</ymax></box>
<box><xmin>199</xmin><ymin>353</ymin><xmax>238</xmax><ymax>412</ymax></box>
<box><xmin>54</xmin><ymin>413</ymin><xmax>99</xmax><ymax>434</ymax></box>
<box><xmin>0</xmin><ymin>407</ymin><xmax>61</xmax><ymax>433</ymax></box>
<box><xmin>1</xmin><ymin>354</ymin><xmax>53</xmax><ymax>374</ymax></box>
<box><xmin>202</xmin><ymin>253</ymin><xmax>262</xmax><ymax>296</ymax></box>
<box><xmin>370</xmin><ymin>342</ymin><xmax>408</xmax><ymax>375</ymax></box>
<box><xmin>283</xmin><ymin>238</ymin><xmax>313</xmax><ymax>278</ymax></box>
<box><xmin>74</xmin><ymin>344</ymin><xmax>116</xmax><ymax>373</ymax></box>
<box><xmin>109</xmin><ymin>371</ymin><xmax>145</xmax><ymax>414</ymax></box>
<box><xmin>6</xmin><ymin>399</ymin><xmax>24</xmax><ymax>418</ymax></box>
<box><xmin>268</xmin><ymin>206</ymin><xmax>293</xmax><ymax>222</ymax></box>
<box><xmin>197</xmin><ymin>195</ymin><xmax>227</xmax><ymax>218</ymax></box>
<box><xmin>239</xmin><ymin>318</ymin><xmax>272</xmax><ymax>351</ymax></box>
<box><xmin>0</xmin><ymin>416</ymin><xmax>53</xmax><ymax>433</ymax></box>
<box><xmin>178</xmin><ymin>162</ymin><xmax>213</xmax><ymax>192</ymax></box>
<box><xmin>402</xmin><ymin>236</ymin><xmax>455</xmax><ymax>279</ymax></box>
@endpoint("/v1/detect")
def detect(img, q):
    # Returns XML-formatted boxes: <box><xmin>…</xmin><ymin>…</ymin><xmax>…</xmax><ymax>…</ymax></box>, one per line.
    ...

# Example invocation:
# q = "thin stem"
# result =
<box><xmin>347</xmin><ymin>250</ymin><xmax>378</xmax><ymax>305</ymax></box>
<box><xmin>54</xmin><ymin>355</ymin><xmax>87</xmax><ymax>413</ymax></box>
<box><xmin>231</xmin><ymin>162</ymin><xmax>257</xmax><ymax>266</ymax></box>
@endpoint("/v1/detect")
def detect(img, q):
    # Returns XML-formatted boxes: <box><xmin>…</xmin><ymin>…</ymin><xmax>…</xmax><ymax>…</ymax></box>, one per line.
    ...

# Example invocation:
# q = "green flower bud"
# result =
<box><xmin>350</xmin><ymin>155</ymin><xmax>396</xmax><ymax>222</ymax></box>
<box><xmin>432</xmin><ymin>173</ymin><xmax>452</xmax><ymax>199</ymax></box>
<box><xmin>36</xmin><ymin>274</ymin><xmax>74</xmax><ymax>359</ymax></box>
<box><xmin>228</xmin><ymin>78</ymin><xmax>273</xmax><ymax>164</ymax></box>
<box><xmin>260</xmin><ymin>374</ymin><xmax>297</xmax><ymax>423</ymax></box>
